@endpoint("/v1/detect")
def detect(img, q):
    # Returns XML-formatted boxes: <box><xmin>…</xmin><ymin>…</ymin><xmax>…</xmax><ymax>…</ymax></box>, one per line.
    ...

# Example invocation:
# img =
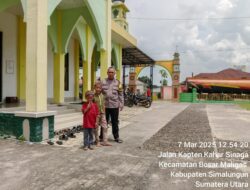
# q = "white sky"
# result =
<box><xmin>125</xmin><ymin>0</ymin><xmax>250</xmax><ymax>81</ymax></box>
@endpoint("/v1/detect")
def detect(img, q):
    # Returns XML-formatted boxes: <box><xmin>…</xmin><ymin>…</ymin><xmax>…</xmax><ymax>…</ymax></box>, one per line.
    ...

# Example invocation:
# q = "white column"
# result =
<box><xmin>100</xmin><ymin>0</ymin><xmax>112</xmax><ymax>79</ymax></box>
<box><xmin>25</xmin><ymin>0</ymin><xmax>48</xmax><ymax>112</ymax></box>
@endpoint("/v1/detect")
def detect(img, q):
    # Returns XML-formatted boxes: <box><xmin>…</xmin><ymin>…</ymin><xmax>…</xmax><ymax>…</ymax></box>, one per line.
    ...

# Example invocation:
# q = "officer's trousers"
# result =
<box><xmin>100</xmin><ymin>108</ymin><xmax>119</xmax><ymax>140</ymax></box>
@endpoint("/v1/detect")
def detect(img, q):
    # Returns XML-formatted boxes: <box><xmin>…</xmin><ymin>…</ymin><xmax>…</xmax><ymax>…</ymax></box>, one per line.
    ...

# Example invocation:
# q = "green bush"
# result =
<box><xmin>18</xmin><ymin>135</ymin><xmax>26</xmax><ymax>142</ymax></box>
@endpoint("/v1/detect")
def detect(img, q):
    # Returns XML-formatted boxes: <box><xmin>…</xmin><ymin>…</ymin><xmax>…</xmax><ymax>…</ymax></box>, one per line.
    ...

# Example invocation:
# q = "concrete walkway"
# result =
<box><xmin>0</xmin><ymin>102</ymin><xmax>189</xmax><ymax>190</ymax></box>
<box><xmin>207</xmin><ymin>104</ymin><xmax>250</xmax><ymax>142</ymax></box>
<box><xmin>0</xmin><ymin>102</ymin><xmax>249</xmax><ymax>190</ymax></box>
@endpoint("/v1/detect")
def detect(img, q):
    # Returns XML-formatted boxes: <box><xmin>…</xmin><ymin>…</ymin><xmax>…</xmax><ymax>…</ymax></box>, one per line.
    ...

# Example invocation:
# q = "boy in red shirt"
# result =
<box><xmin>82</xmin><ymin>91</ymin><xmax>99</xmax><ymax>150</ymax></box>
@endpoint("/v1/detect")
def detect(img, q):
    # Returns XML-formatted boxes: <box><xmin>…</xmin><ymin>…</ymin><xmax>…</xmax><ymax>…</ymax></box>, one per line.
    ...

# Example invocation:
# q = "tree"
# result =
<box><xmin>163</xmin><ymin>79</ymin><xmax>168</xmax><ymax>86</ymax></box>
<box><xmin>159</xmin><ymin>69</ymin><xmax>168</xmax><ymax>86</ymax></box>
<box><xmin>138</xmin><ymin>76</ymin><xmax>152</xmax><ymax>86</ymax></box>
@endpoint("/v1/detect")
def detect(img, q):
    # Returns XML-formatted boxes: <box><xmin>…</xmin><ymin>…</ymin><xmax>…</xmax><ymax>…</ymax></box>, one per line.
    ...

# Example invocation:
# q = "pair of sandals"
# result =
<box><xmin>100</xmin><ymin>142</ymin><xmax>112</xmax><ymax>146</ymax></box>
<box><xmin>47</xmin><ymin>140</ymin><xmax>63</xmax><ymax>145</ymax></box>
<box><xmin>95</xmin><ymin>140</ymin><xmax>112</xmax><ymax>146</ymax></box>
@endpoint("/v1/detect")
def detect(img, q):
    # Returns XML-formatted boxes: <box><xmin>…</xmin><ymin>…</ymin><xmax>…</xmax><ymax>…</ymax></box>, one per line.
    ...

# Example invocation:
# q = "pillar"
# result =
<box><xmin>54</xmin><ymin>53</ymin><xmax>65</xmax><ymax>104</ymax></box>
<box><xmin>74</xmin><ymin>40</ymin><xmax>80</xmax><ymax>100</ymax></box>
<box><xmin>150</xmin><ymin>65</ymin><xmax>154</xmax><ymax>98</ymax></box>
<box><xmin>17</xmin><ymin>16</ymin><xmax>26</xmax><ymax>101</ymax></box>
<box><xmin>116</xmin><ymin>45</ymin><xmax>123</xmax><ymax>82</ymax></box>
<box><xmin>25</xmin><ymin>0</ymin><xmax>48</xmax><ymax>112</ymax></box>
<box><xmin>116</xmin><ymin>67</ymin><xmax>123</xmax><ymax>82</ymax></box>
<box><xmin>91</xmin><ymin>57</ymin><xmax>96</xmax><ymax>89</ymax></box>
<box><xmin>122</xmin><ymin>65</ymin><xmax>126</xmax><ymax>90</ymax></box>
<box><xmin>100</xmin><ymin>0</ymin><xmax>112</xmax><ymax>80</ymax></box>
<box><xmin>100</xmin><ymin>50</ymin><xmax>110</xmax><ymax>80</ymax></box>
<box><xmin>82</xmin><ymin>26</ymin><xmax>92</xmax><ymax>100</ymax></box>
<box><xmin>53</xmin><ymin>11</ymin><xmax>65</xmax><ymax>104</ymax></box>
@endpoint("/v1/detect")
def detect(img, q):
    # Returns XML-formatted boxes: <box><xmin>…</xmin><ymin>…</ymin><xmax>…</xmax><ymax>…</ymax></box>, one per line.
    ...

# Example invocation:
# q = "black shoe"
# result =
<box><xmin>69</xmin><ymin>132</ymin><xmax>76</xmax><ymax>138</ymax></box>
<box><xmin>47</xmin><ymin>140</ymin><xmax>54</xmax><ymax>145</ymax></box>
<box><xmin>76</xmin><ymin>126</ymin><xmax>82</xmax><ymax>133</ymax></box>
<box><xmin>72</xmin><ymin>127</ymin><xmax>77</xmax><ymax>133</ymax></box>
<box><xmin>56</xmin><ymin>140</ymin><xmax>63</xmax><ymax>145</ymax></box>
<box><xmin>115</xmin><ymin>138</ymin><xmax>123</xmax><ymax>143</ymax></box>
<box><xmin>59</xmin><ymin>134</ymin><xmax>68</xmax><ymax>141</ymax></box>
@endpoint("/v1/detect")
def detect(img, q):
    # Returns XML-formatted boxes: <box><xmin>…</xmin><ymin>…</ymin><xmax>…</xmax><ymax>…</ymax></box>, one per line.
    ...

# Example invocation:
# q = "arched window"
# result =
<box><xmin>113</xmin><ymin>9</ymin><xmax>119</xmax><ymax>18</ymax></box>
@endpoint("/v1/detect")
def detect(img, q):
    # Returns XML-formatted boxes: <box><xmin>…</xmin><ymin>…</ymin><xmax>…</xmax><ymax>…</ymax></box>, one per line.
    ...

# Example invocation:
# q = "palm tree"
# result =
<box><xmin>159</xmin><ymin>69</ymin><xmax>168</xmax><ymax>86</ymax></box>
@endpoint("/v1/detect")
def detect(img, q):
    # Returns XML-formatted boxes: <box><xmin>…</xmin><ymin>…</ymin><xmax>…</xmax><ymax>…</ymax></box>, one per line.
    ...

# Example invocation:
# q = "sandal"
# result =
<box><xmin>101</xmin><ymin>142</ymin><xmax>112</xmax><ymax>146</ymax></box>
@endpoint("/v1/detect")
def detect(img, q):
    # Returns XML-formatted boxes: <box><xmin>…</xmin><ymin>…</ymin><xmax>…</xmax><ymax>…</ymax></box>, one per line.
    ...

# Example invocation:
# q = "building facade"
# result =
<box><xmin>0</xmin><ymin>0</ymin><xmax>136</xmax><ymax>141</ymax></box>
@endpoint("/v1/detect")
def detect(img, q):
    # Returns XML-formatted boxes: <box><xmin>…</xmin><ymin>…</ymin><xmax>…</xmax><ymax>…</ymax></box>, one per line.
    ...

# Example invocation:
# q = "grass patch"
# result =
<box><xmin>238</xmin><ymin>102</ymin><xmax>250</xmax><ymax>110</ymax></box>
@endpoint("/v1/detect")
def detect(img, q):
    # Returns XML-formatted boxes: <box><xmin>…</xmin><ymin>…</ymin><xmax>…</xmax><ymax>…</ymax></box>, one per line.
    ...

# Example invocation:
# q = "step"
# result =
<box><xmin>56</xmin><ymin>109</ymin><xmax>76</xmax><ymax>115</ymax></box>
<box><xmin>55</xmin><ymin>115</ymin><xmax>82</xmax><ymax>125</ymax></box>
<box><xmin>0</xmin><ymin>107</ymin><xmax>25</xmax><ymax>112</ymax></box>
<box><xmin>55</xmin><ymin>112</ymin><xmax>82</xmax><ymax>119</ymax></box>
<box><xmin>48</xmin><ymin>106</ymin><xmax>68</xmax><ymax>111</ymax></box>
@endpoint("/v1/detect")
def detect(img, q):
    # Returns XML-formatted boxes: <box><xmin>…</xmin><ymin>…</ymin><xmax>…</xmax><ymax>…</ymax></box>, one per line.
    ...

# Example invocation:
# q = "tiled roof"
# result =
<box><xmin>193</xmin><ymin>68</ymin><xmax>250</xmax><ymax>80</ymax></box>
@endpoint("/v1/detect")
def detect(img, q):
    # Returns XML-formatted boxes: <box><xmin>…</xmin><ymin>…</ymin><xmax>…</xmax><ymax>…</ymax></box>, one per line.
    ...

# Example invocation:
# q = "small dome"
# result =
<box><xmin>112</xmin><ymin>0</ymin><xmax>125</xmax><ymax>3</ymax></box>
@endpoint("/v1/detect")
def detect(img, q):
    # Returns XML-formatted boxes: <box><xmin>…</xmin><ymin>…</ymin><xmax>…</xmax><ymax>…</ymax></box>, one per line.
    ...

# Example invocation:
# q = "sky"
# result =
<box><xmin>125</xmin><ymin>0</ymin><xmax>250</xmax><ymax>82</ymax></box>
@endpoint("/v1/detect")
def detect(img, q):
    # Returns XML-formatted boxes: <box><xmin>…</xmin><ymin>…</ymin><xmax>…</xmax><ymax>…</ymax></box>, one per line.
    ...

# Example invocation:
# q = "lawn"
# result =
<box><xmin>238</xmin><ymin>102</ymin><xmax>250</xmax><ymax>110</ymax></box>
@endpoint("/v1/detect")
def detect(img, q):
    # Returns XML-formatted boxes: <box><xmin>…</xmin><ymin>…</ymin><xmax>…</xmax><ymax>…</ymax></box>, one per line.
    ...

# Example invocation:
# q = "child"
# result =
<box><xmin>82</xmin><ymin>91</ymin><xmax>99</xmax><ymax>150</ymax></box>
<box><xmin>94</xmin><ymin>81</ymin><xmax>112</xmax><ymax>146</ymax></box>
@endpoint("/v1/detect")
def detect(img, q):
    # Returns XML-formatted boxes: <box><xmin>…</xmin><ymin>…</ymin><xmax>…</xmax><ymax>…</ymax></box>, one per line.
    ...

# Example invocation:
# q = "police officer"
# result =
<box><xmin>100</xmin><ymin>67</ymin><xmax>124</xmax><ymax>143</ymax></box>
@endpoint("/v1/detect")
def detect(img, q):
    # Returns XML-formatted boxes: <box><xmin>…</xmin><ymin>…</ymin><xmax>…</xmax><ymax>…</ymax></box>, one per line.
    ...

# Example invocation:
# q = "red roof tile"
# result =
<box><xmin>192</xmin><ymin>68</ymin><xmax>250</xmax><ymax>80</ymax></box>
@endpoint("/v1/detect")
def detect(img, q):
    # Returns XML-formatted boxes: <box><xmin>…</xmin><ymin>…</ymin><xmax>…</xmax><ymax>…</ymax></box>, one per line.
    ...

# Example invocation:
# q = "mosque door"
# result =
<box><xmin>0</xmin><ymin>32</ymin><xmax>2</xmax><ymax>102</ymax></box>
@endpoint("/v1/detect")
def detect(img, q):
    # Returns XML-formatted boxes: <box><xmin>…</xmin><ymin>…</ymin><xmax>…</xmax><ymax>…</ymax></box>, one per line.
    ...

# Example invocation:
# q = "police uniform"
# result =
<box><xmin>100</xmin><ymin>78</ymin><xmax>124</xmax><ymax>141</ymax></box>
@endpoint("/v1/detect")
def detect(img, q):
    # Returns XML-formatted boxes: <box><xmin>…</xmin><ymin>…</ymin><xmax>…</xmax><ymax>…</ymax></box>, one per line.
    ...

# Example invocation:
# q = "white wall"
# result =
<box><xmin>47</xmin><ymin>38</ymin><xmax>76</xmax><ymax>100</ymax></box>
<box><xmin>47</xmin><ymin>40</ymin><xmax>54</xmax><ymax>98</ymax></box>
<box><xmin>0</xmin><ymin>12</ymin><xmax>17</xmax><ymax>101</ymax></box>
<box><xmin>162</xmin><ymin>86</ymin><xmax>172</xmax><ymax>100</ymax></box>
<box><xmin>0</xmin><ymin>12</ymin><xmax>76</xmax><ymax>102</ymax></box>
<box><xmin>64</xmin><ymin>38</ymin><xmax>75</xmax><ymax>98</ymax></box>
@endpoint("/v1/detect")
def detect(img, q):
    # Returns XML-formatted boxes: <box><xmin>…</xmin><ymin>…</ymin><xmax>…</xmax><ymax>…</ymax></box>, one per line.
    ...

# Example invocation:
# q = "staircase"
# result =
<box><xmin>48</xmin><ymin>104</ymin><xmax>82</xmax><ymax>132</ymax></box>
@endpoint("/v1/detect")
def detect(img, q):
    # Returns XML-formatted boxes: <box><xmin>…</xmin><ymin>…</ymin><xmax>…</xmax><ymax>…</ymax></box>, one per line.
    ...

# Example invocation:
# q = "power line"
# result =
<box><xmin>182</xmin><ymin>47</ymin><xmax>250</xmax><ymax>54</ymax></box>
<box><xmin>144</xmin><ymin>48</ymin><xmax>250</xmax><ymax>58</ymax></box>
<box><xmin>127</xmin><ymin>16</ymin><xmax>250</xmax><ymax>21</ymax></box>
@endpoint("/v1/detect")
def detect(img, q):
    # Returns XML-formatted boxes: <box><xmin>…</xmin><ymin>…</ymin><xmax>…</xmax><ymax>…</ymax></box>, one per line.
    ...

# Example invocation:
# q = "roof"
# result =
<box><xmin>112</xmin><ymin>1</ymin><xmax>129</xmax><ymax>12</ymax></box>
<box><xmin>122</xmin><ymin>47</ymin><xmax>155</xmax><ymax>67</ymax></box>
<box><xmin>191</xmin><ymin>68</ymin><xmax>250</xmax><ymax>80</ymax></box>
<box><xmin>111</xmin><ymin>21</ymin><xmax>137</xmax><ymax>47</ymax></box>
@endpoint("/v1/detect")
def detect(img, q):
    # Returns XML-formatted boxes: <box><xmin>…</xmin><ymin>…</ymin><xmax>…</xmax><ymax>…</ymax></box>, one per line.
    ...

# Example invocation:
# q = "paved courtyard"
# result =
<box><xmin>0</xmin><ymin>102</ymin><xmax>250</xmax><ymax>190</ymax></box>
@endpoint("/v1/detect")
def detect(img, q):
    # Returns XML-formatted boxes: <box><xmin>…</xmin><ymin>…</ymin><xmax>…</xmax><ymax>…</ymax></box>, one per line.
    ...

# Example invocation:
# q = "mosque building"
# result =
<box><xmin>0</xmin><ymin>0</ymin><xmax>137</xmax><ymax>142</ymax></box>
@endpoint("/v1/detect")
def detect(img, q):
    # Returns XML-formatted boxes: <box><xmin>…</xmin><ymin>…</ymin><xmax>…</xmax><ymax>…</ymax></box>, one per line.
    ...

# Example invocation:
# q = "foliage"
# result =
<box><xmin>138</xmin><ymin>76</ymin><xmax>152</xmax><ymax>86</ymax></box>
<box><xmin>159</xmin><ymin>70</ymin><xmax>168</xmax><ymax>78</ymax></box>
<box><xmin>18</xmin><ymin>135</ymin><xmax>26</xmax><ymax>142</ymax></box>
<box><xmin>238</xmin><ymin>103</ymin><xmax>250</xmax><ymax>110</ymax></box>
<box><xmin>157</xmin><ymin>92</ymin><xmax>161</xmax><ymax>99</ymax></box>
<box><xmin>163</xmin><ymin>79</ymin><xmax>168</xmax><ymax>86</ymax></box>
<box><xmin>159</xmin><ymin>70</ymin><xmax>168</xmax><ymax>86</ymax></box>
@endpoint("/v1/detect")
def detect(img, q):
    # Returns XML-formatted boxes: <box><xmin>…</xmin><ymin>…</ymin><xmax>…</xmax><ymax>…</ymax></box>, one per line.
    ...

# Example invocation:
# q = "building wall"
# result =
<box><xmin>47</xmin><ymin>38</ymin><xmax>76</xmax><ymax>100</ymax></box>
<box><xmin>0</xmin><ymin>12</ymin><xmax>17</xmax><ymax>101</ymax></box>
<box><xmin>162</xmin><ymin>86</ymin><xmax>172</xmax><ymax>100</ymax></box>
<box><xmin>0</xmin><ymin>11</ymin><xmax>77</xmax><ymax>102</ymax></box>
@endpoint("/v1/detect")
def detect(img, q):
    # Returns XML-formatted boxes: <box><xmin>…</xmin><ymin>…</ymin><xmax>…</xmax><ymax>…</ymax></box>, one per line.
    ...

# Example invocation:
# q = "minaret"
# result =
<box><xmin>112</xmin><ymin>0</ymin><xmax>129</xmax><ymax>31</ymax></box>
<box><xmin>172</xmin><ymin>52</ymin><xmax>180</xmax><ymax>101</ymax></box>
